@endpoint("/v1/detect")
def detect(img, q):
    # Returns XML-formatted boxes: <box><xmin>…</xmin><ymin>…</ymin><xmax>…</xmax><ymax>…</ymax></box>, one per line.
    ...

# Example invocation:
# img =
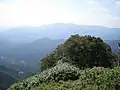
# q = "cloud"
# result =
<box><xmin>86</xmin><ymin>0</ymin><xmax>97</xmax><ymax>4</ymax></box>
<box><xmin>116</xmin><ymin>0</ymin><xmax>120</xmax><ymax>9</ymax></box>
<box><xmin>0</xmin><ymin>0</ymin><xmax>61</xmax><ymax>27</ymax></box>
<box><xmin>0</xmin><ymin>0</ymin><xmax>120</xmax><ymax>28</ymax></box>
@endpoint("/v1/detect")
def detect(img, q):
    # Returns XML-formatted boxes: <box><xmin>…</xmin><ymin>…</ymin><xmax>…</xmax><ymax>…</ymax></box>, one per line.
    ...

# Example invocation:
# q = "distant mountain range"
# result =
<box><xmin>0</xmin><ymin>23</ymin><xmax>120</xmax><ymax>44</ymax></box>
<box><xmin>0</xmin><ymin>23</ymin><xmax>119</xmax><ymax>52</ymax></box>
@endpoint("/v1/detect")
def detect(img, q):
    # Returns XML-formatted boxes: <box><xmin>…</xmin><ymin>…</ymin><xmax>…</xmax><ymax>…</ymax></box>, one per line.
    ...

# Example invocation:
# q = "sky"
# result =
<box><xmin>0</xmin><ymin>0</ymin><xmax>120</xmax><ymax>28</ymax></box>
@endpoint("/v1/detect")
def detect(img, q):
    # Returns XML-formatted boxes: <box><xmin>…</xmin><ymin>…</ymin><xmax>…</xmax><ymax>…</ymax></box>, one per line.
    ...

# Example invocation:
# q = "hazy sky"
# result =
<box><xmin>0</xmin><ymin>0</ymin><xmax>120</xmax><ymax>28</ymax></box>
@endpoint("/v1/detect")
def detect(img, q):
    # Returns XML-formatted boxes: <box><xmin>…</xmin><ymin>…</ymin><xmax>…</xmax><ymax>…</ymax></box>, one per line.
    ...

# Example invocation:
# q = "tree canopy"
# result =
<box><xmin>40</xmin><ymin>35</ymin><xmax>116</xmax><ymax>71</ymax></box>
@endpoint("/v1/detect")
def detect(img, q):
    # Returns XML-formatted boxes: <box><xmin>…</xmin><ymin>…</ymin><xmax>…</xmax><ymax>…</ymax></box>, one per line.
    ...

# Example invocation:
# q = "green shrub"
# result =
<box><xmin>8</xmin><ymin>65</ymin><xmax>120</xmax><ymax>90</ymax></box>
<box><xmin>8</xmin><ymin>63</ymin><xmax>80</xmax><ymax>90</ymax></box>
<box><xmin>32</xmin><ymin>67</ymin><xmax>120</xmax><ymax>90</ymax></box>
<box><xmin>31</xmin><ymin>82</ymin><xmax>68</xmax><ymax>90</ymax></box>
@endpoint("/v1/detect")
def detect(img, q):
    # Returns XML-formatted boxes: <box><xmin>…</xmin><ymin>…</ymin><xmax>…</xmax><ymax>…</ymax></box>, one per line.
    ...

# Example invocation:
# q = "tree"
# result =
<box><xmin>40</xmin><ymin>35</ymin><xmax>115</xmax><ymax>71</ymax></box>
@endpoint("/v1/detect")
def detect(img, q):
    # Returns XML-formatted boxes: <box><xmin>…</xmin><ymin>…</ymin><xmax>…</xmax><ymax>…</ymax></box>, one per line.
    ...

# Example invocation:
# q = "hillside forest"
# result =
<box><xmin>8</xmin><ymin>35</ymin><xmax>120</xmax><ymax>90</ymax></box>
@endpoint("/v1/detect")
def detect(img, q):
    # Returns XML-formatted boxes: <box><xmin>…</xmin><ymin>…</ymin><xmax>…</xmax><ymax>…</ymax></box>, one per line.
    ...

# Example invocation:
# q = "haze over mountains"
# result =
<box><xmin>0</xmin><ymin>23</ymin><xmax>120</xmax><ymax>62</ymax></box>
<box><xmin>0</xmin><ymin>23</ymin><xmax>120</xmax><ymax>90</ymax></box>
<box><xmin>0</xmin><ymin>23</ymin><xmax>120</xmax><ymax>43</ymax></box>
<box><xmin>0</xmin><ymin>23</ymin><xmax>120</xmax><ymax>59</ymax></box>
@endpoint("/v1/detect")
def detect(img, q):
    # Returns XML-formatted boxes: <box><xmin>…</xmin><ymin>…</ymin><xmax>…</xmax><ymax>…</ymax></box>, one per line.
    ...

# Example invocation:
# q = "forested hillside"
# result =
<box><xmin>8</xmin><ymin>35</ymin><xmax>120</xmax><ymax>90</ymax></box>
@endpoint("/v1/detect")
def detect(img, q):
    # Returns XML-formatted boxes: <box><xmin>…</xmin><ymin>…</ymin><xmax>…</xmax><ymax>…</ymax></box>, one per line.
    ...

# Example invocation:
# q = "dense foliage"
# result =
<box><xmin>8</xmin><ymin>63</ymin><xmax>120</xmax><ymax>90</ymax></box>
<box><xmin>33</xmin><ymin>67</ymin><xmax>120</xmax><ymax>90</ymax></box>
<box><xmin>40</xmin><ymin>35</ymin><xmax>116</xmax><ymax>71</ymax></box>
<box><xmin>8</xmin><ymin>63</ymin><xmax>80</xmax><ymax>90</ymax></box>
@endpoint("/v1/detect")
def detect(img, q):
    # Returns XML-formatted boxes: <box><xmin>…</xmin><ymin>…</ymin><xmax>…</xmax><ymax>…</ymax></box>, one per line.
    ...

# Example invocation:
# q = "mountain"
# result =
<box><xmin>0</xmin><ymin>23</ymin><xmax>120</xmax><ymax>56</ymax></box>
<box><xmin>0</xmin><ymin>65</ymin><xmax>19</xmax><ymax>90</ymax></box>
<box><xmin>6</xmin><ymin>38</ymin><xmax>64</xmax><ymax>61</ymax></box>
<box><xmin>0</xmin><ymin>23</ymin><xmax>120</xmax><ymax>45</ymax></box>
<box><xmin>0</xmin><ymin>38</ymin><xmax>64</xmax><ymax>80</ymax></box>
<box><xmin>105</xmin><ymin>40</ymin><xmax>120</xmax><ymax>52</ymax></box>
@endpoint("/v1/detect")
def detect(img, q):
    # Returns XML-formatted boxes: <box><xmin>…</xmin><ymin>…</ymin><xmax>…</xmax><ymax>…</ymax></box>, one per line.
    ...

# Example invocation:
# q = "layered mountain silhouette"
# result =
<box><xmin>0</xmin><ymin>23</ymin><xmax>120</xmax><ymax>90</ymax></box>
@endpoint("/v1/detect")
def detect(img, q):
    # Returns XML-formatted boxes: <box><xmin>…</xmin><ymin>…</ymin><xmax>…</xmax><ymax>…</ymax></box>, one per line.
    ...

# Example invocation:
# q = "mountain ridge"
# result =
<box><xmin>0</xmin><ymin>23</ymin><xmax>120</xmax><ymax>44</ymax></box>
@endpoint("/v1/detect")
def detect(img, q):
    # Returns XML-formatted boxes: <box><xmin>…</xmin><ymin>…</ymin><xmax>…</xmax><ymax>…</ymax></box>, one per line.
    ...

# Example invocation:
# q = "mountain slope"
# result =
<box><xmin>0</xmin><ymin>65</ymin><xmax>18</xmax><ymax>90</ymax></box>
<box><xmin>7</xmin><ymin>38</ymin><xmax>64</xmax><ymax>61</ymax></box>
<box><xmin>105</xmin><ymin>40</ymin><xmax>120</xmax><ymax>52</ymax></box>
<box><xmin>0</xmin><ymin>38</ymin><xmax>64</xmax><ymax>79</ymax></box>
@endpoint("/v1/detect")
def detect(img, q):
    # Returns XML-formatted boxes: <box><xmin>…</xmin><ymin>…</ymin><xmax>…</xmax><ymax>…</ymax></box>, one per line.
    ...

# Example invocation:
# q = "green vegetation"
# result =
<box><xmin>8</xmin><ymin>63</ymin><xmax>120</xmax><ymax>90</ymax></box>
<box><xmin>33</xmin><ymin>67</ymin><xmax>120</xmax><ymax>90</ymax></box>
<box><xmin>8</xmin><ymin>35</ymin><xmax>120</xmax><ymax>90</ymax></box>
<box><xmin>40</xmin><ymin>35</ymin><xmax>117</xmax><ymax>71</ymax></box>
